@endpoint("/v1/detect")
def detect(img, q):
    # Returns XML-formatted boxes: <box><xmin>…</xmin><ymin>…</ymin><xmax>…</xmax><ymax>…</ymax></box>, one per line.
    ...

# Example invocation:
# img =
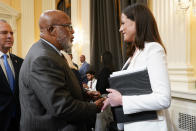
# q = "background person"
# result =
<box><xmin>94</xmin><ymin>51</ymin><xmax>115</xmax><ymax>131</ymax></box>
<box><xmin>0</xmin><ymin>19</ymin><xmax>23</xmax><ymax>131</ymax></box>
<box><xmin>68</xmin><ymin>53</ymin><xmax>78</xmax><ymax>69</ymax></box>
<box><xmin>83</xmin><ymin>70</ymin><xmax>97</xmax><ymax>92</ymax></box>
<box><xmin>79</xmin><ymin>54</ymin><xmax>90</xmax><ymax>83</ymax></box>
<box><xmin>96</xmin><ymin>51</ymin><xmax>115</xmax><ymax>95</ymax></box>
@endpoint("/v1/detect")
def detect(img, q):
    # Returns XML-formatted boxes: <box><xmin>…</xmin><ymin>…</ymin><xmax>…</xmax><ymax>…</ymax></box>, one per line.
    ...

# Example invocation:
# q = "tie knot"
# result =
<box><xmin>3</xmin><ymin>54</ymin><xmax>8</xmax><ymax>59</ymax></box>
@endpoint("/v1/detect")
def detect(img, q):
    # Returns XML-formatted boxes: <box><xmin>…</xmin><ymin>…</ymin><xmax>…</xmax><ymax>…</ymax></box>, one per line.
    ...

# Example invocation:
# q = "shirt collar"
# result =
<box><xmin>91</xmin><ymin>78</ymin><xmax>96</xmax><ymax>83</ymax></box>
<box><xmin>41</xmin><ymin>38</ymin><xmax>62</xmax><ymax>56</ymax></box>
<box><xmin>0</xmin><ymin>51</ymin><xmax>10</xmax><ymax>58</ymax></box>
<box><xmin>82</xmin><ymin>61</ymin><xmax>86</xmax><ymax>64</ymax></box>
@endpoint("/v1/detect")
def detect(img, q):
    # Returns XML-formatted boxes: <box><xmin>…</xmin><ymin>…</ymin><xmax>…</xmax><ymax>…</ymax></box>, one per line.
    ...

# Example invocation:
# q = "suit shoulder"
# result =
<box><xmin>85</xmin><ymin>62</ymin><xmax>90</xmax><ymax>66</ymax></box>
<box><xmin>10</xmin><ymin>53</ymin><xmax>24</xmax><ymax>61</ymax></box>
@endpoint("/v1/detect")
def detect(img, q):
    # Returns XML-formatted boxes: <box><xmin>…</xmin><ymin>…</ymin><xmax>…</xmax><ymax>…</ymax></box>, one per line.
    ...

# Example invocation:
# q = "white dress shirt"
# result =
<box><xmin>41</xmin><ymin>38</ymin><xmax>62</xmax><ymax>56</ymax></box>
<box><xmin>87</xmin><ymin>78</ymin><xmax>97</xmax><ymax>91</ymax></box>
<box><xmin>0</xmin><ymin>51</ymin><xmax>15</xmax><ymax>80</ymax></box>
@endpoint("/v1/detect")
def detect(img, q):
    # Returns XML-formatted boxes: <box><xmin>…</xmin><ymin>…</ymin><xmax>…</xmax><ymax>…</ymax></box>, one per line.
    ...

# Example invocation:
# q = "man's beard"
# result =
<box><xmin>65</xmin><ymin>44</ymin><xmax>72</xmax><ymax>54</ymax></box>
<box><xmin>61</xmin><ymin>40</ymin><xmax>72</xmax><ymax>53</ymax></box>
<box><xmin>57</xmin><ymin>34</ymin><xmax>73</xmax><ymax>53</ymax></box>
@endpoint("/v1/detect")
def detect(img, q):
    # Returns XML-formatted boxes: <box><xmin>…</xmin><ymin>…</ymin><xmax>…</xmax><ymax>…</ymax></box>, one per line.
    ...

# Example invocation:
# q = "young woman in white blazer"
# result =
<box><xmin>102</xmin><ymin>4</ymin><xmax>173</xmax><ymax>131</ymax></box>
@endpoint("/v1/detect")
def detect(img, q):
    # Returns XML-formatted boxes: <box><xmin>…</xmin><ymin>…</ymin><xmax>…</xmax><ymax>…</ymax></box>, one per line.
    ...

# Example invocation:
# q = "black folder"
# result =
<box><xmin>109</xmin><ymin>69</ymin><xmax>157</xmax><ymax>123</ymax></box>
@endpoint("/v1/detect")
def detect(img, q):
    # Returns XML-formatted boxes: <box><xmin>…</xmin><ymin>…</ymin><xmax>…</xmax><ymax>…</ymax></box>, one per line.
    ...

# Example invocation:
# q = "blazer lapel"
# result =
<box><xmin>122</xmin><ymin>58</ymin><xmax>131</xmax><ymax>70</ymax></box>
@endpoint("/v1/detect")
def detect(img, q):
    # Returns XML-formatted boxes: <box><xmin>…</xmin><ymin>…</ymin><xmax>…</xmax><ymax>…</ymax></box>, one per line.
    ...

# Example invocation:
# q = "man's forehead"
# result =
<box><xmin>41</xmin><ymin>10</ymin><xmax>71</xmax><ymax>25</ymax></box>
<box><xmin>58</xmin><ymin>16</ymin><xmax>71</xmax><ymax>24</ymax></box>
<box><xmin>0</xmin><ymin>23</ymin><xmax>12</xmax><ymax>31</ymax></box>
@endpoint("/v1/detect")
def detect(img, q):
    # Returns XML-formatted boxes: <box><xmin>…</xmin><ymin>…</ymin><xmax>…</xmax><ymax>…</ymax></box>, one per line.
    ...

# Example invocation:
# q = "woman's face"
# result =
<box><xmin>119</xmin><ymin>13</ymin><xmax>136</xmax><ymax>43</ymax></box>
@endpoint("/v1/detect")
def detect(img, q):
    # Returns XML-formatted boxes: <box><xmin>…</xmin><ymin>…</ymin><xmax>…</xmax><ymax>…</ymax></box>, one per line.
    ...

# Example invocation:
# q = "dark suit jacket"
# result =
<box><xmin>19</xmin><ymin>39</ymin><xmax>97</xmax><ymax>131</ymax></box>
<box><xmin>0</xmin><ymin>53</ymin><xmax>23</xmax><ymax>131</ymax></box>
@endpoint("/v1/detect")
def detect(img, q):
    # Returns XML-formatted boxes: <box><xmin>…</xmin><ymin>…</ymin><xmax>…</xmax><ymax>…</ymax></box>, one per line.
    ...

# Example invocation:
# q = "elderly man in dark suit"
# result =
<box><xmin>0</xmin><ymin>20</ymin><xmax>23</xmax><ymax>131</ymax></box>
<box><xmin>19</xmin><ymin>10</ymin><xmax>104</xmax><ymax>131</ymax></box>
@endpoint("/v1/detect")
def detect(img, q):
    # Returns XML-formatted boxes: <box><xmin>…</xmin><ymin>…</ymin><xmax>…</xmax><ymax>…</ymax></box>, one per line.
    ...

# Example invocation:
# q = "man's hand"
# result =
<box><xmin>87</xmin><ymin>91</ymin><xmax>101</xmax><ymax>101</ymax></box>
<box><xmin>94</xmin><ymin>97</ymin><xmax>105</xmax><ymax>113</ymax></box>
<box><xmin>83</xmin><ymin>83</ymin><xmax>88</xmax><ymax>89</ymax></box>
<box><xmin>101</xmin><ymin>98</ymin><xmax>110</xmax><ymax>111</ymax></box>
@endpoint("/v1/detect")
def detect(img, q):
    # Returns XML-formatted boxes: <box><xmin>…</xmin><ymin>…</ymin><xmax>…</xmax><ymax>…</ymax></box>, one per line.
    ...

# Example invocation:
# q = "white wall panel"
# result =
<box><xmin>152</xmin><ymin>0</ymin><xmax>195</xmax><ymax>90</ymax></box>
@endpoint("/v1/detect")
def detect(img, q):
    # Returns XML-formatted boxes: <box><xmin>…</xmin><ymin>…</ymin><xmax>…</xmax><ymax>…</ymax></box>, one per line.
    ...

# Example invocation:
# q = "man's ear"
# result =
<box><xmin>47</xmin><ymin>26</ymin><xmax>56</xmax><ymax>36</ymax></box>
<box><xmin>47</xmin><ymin>26</ymin><xmax>54</xmax><ymax>33</ymax></box>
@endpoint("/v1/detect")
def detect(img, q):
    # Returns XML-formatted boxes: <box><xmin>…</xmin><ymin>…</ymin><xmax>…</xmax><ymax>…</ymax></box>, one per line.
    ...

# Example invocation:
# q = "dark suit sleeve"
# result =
<box><xmin>30</xmin><ymin>56</ymin><xmax>97</xmax><ymax>123</ymax></box>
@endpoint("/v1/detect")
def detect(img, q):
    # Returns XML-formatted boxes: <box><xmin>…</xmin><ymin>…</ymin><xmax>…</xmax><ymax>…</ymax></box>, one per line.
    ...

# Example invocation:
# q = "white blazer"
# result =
<box><xmin>121</xmin><ymin>42</ymin><xmax>173</xmax><ymax>131</ymax></box>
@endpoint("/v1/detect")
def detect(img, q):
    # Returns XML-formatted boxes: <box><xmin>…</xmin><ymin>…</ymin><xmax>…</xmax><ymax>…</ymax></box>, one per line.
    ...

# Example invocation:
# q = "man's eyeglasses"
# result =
<box><xmin>52</xmin><ymin>24</ymin><xmax>73</xmax><ymax>31</ymax></box>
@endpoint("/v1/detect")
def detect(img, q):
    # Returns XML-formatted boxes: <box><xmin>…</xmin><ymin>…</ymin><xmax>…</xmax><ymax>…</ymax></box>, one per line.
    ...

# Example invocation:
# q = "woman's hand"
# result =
<box><xmin>107</xmin><ymin>89</ymin><xmax>122</xmax><ymax>107</ymax></box>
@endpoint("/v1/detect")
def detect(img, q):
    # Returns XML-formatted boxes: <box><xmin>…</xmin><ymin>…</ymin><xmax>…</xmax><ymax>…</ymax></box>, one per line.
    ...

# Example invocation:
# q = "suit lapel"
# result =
<box><xmin>10</xmin><ymin>54</ymin><xmax>19</xmax><ymax>77</ymax></box>
<box><xmin>0</xmin><ymin>64</ymin><xmax>10</xmax><ymax>92</ymax></box>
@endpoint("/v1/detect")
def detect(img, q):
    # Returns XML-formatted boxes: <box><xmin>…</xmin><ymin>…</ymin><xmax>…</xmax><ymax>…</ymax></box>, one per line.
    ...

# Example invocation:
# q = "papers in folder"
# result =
<box><xmin>109</xmin><ymin>69</ymin><xmax>157</xmax><ymax>123</ymax></box>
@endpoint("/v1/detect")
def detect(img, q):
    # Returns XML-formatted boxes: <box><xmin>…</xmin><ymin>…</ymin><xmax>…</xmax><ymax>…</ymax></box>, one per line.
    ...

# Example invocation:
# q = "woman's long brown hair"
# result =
<box><xmin>122</xmin><ymin>3</ymin><xmax>166</xmax><ymax>57</ymax></box>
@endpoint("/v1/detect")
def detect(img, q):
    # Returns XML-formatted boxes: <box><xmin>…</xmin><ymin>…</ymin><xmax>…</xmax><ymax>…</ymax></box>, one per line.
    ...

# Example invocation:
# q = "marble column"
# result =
<box><xmin>21</xmin><ymin>0</ymin><xmax>34</xmax><ymax>57</ymax></box>
<box><xmin>42</xmin><ymin>0</ymin><xmax>56</xmax><ymax>12</ymax></box>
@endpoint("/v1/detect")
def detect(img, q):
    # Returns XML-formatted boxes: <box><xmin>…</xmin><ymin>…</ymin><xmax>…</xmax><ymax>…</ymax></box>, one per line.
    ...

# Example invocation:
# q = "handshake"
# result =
<box><xmin>86</xmin><ymin>91</ymin><xmax>106</xmax><ymax>113</ymax></box>
<box><xmin>86</xmin><ymin>89</ymin><xmax>123</xmax><ymax>113</ymax></box>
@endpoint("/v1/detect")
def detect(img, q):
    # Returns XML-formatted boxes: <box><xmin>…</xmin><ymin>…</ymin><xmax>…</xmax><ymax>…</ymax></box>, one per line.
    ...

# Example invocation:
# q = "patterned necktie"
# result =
<box><xmin>3</xmin><ymin>54</ymin><xmax>15</xmax><ymax>92</ymax></box>
<box><xmin>90</xmin><ymin>81</ymin><xmax>92</xmax><ymax>89</ymax></box>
